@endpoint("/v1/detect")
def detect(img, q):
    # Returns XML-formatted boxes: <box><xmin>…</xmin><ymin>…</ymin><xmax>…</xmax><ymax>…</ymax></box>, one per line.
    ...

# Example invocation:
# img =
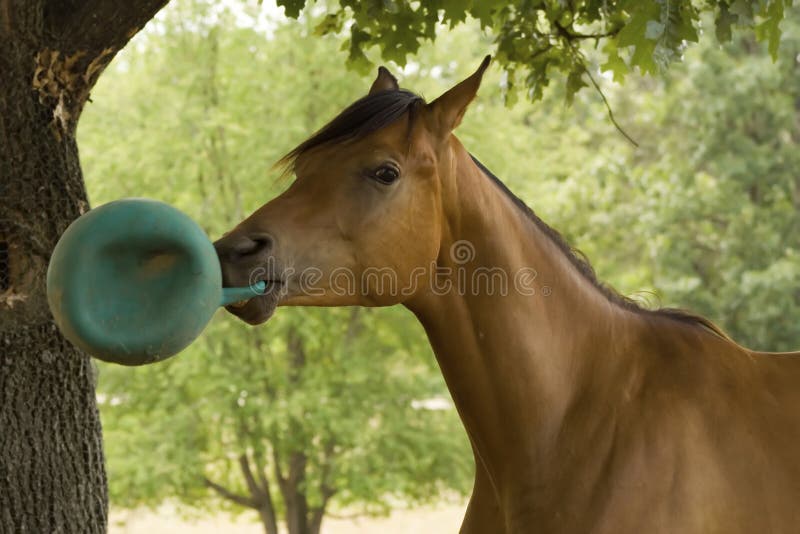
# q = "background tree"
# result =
<box><xmin>565</xmin><ymin>13</ymin><xmax>800</xmax><ymax>351</ymax></box>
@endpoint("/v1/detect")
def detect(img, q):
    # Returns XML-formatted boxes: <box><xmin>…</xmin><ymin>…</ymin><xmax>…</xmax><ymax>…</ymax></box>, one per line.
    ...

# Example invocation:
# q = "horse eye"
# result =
<box><xmin>369</xmin><ymin>165</ymin><xmax>400</xmax><ymax>185</ymax></box>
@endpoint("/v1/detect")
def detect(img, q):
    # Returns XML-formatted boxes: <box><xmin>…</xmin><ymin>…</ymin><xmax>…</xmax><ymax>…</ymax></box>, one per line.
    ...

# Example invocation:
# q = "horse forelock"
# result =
<box><xmin>277</xmin><ymin>89</ymin><xmax>426</xmax><ymax>176</ymax></box>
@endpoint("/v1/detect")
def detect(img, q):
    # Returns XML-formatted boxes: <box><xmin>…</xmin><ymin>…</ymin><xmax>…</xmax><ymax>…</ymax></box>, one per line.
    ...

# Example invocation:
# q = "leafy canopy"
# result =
<box><xmin>281</xmin><ymin>0</ymin><xmax>792</xmax><ymax>103</ymax></box>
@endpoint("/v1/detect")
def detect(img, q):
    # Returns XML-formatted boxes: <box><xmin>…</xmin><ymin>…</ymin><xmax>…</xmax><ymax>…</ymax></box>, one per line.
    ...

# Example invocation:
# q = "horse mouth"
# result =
<box><xmin>224</xmin><ymin>279</ymin><xmax>284</xmax><ymax>325</ymax></box>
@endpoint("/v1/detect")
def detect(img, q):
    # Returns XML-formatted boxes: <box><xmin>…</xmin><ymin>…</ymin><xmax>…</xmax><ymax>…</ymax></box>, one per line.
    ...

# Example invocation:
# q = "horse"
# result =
<box><xmin>213</xmin><ymin>57</ymin><xmax>800</xmax><ymax>533</ymax></box>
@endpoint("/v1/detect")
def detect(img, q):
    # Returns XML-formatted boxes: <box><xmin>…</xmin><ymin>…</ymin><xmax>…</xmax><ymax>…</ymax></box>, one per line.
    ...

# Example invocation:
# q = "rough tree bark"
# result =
<box><xmin>0</xmin><ymin>1</ymin><xmax>168</xmax><ymax>531</ymax></box>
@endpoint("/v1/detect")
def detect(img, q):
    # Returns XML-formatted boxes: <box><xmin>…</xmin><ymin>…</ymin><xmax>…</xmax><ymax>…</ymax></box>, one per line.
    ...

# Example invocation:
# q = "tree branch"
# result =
<box><xmin>581</xmin><ymin>62</ymin><xmax>639</xmax><ymax>148</ymax></box>
<box><xmin>241</xmin><ymin>453</ymin><xmax>279</xmax><ymax>534</ymax></box>
<box><xmin>309</xmin><ymin>503</ymin><xmax>327</xmax><ymax>534</ymax></box>
<box><xmin>318</xmin><ymin>439</ymin><xmax>336</xmax><ymax>496</ymax></box>
<box><xmin>552</xmin><ymin>21</ymin><xmax>638</xmax><ymax>147</ymax></box>
<box><xmin>309</xmin><ymin>482</ymin><xmax>336</xmax><ymax>532</ymax></box>
<box><xmin>553</xmin><ymin>21</ymin><xmax>622</xmax><ymax>42</ymax></box>
<box><xmin>203</xmin><ymin>477</ymin><xmax>257</xmax><ymax>509</ymax></box>
<box><xmin>239</xmin><ymin>453</ymin><xmax>265</xmax><ymax>501</ymax></box>
<box><xmin>44</xmin><ymin>0</ymin><xmax>170</xmax><ymax>52</ymax></box>
<box><xmin>272</xmin><ymin>447</ymin><xmax>288</xmax><ymax>495</ymax></box>
<box><xmin>254</xmin><ymin>449</ymin><xmax>276</xmax><ymax>507</ymax></box>
<box><xmin>561</xmin><ymin>40</ymin><xmax>638</xmax><ymax>148</ymax></box>
<box><xmin>309</xmin><ymin>441</ymin><xmax>337</xmax><ymax>534</ymax></box>
<box><xmin>288</xmin><ymin>451</ymin><xmax>307</xmax><ymax>486</ymax></box>
<box><xmin>22</xmin><ymin>1</ymin><xmax>170</xmax><ymax>139</ymax></box>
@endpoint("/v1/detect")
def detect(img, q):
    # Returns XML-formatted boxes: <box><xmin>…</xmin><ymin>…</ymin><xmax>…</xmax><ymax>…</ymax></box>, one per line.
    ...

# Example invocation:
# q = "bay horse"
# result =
<box><xmin>214</xmin><ymin>57</ymin><xmax>800</xmax><ymax>533</ymax></box>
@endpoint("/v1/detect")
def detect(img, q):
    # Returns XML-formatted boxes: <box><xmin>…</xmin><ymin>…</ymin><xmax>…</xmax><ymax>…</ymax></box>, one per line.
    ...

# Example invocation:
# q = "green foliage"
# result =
<box><xmin>523</xmin><ymin>12</ymin><xmax>800</xmax><ymax>351</ymax></box>
<box><xmin>98</xmin><ymin>307</ymin><xmax>471</xmax><ymax>513</ymax></box>
<box><xmin>281</xmin><ymin>0</ymin><xmax>792</xmax><ymax>103</ymax></box>
<box><xmin>622</xmin><ymin>19</ymin><xmax>800</xmax><ymax>350</ymax></box>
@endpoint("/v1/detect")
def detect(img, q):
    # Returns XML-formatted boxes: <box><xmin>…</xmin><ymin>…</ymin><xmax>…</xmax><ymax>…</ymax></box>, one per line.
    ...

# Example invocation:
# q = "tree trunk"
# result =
<box><xmin>0</xmin><ymin>34</ymin><xmax>107</xmax><ymax>533</ymax></box>
<box><xmin>279</xmin><ymin>329</ymin><xmax>335</xmax><ymax>534</ymax></box>
<box><xmin>240</xmin><ymin>453</ymin><xmax>280</xmax><ymax>534</ymax></box>
<box><xmin>0</xmin><ymin>1</ymin><xmax>168</xmax><ymax>531</ymax></box>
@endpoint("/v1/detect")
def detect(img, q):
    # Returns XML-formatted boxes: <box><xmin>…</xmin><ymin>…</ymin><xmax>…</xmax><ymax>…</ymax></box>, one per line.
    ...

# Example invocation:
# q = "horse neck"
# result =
<box><xmin>405</xmin><ymin>138</ymin><xmax>640</xmax><ymax>485</ymax></box>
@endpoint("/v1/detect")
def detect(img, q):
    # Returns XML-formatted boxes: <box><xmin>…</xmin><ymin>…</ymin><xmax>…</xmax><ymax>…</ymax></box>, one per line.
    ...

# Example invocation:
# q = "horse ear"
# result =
<box><xmin>369</xmin><ymin>66</ymin><xmax>399</xmax><ymax>95</ymax></box>
<box><xmin>428</xmin><ymin>55</ymin><xmax>491</xmax><ymax>135</ymax></box>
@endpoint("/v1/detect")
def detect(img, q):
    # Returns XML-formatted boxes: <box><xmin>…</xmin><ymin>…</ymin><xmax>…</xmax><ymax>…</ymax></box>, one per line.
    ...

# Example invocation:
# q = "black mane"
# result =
<box><xmin>279</xmin><ymin>89</ymin><xmax>425</xmax><ymax>172</ymax></box>
<box><xmin>471</xmin><ymin>154</ymin><xmax>727</xmax><ymax>338</ymax></box>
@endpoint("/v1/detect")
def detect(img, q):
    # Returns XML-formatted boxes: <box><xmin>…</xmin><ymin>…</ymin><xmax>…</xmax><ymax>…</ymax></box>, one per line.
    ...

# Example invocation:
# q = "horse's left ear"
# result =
<box><xmin>369</xmin><ymin>66</ymin><xmax>399</xmax><ymax>95</ymax></box>
<box><xmin>428</xmin><ymin>55</ymin><xmax>491</xmax><ymax>136</ymax></box>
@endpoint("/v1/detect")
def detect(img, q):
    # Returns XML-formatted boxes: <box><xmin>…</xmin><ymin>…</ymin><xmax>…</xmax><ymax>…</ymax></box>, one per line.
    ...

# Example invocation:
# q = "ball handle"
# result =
<box><xmin>220</xmin><ymin>281</ymin><xmax>267</xmax><ymax>307</ymax></box>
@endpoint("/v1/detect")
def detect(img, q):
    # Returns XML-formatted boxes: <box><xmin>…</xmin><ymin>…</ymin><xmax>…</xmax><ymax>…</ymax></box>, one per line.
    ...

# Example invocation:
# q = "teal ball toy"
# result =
<box><xmin>47</xmin><ymin>198</ymin><xmax>264</xmax><ymax>366</ymax></box>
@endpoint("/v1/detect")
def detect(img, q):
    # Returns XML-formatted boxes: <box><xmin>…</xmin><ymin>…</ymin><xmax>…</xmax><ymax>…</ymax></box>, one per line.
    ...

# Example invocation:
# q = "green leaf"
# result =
<box><xmin>565</xmin><ymin>70</ymin><xmax>588</xmax><ymax>106</ymax></box>
<box><xmin>502</xmin><ymin>68</ymin><xmax>519</xmax><ymax>107</ymax></box>
<box><xmin>314</xmin><ymin>13</ymin><xmax>343</xmax><ymax>37</ymax></box>
<box><xmin>668</xmin><ymin>2</ymin><xmax>699</xmax><ymax>43</ymax></box>
<box><xmin>441</xmin><ymin>0</ymin><xmax>472</xmax><ymax>27</ymax></box>
<box><xmin>524</xmin><ymin>55</ymin><xmax>552</xmax><ymax>102</ymax></box>
<box><xmin>276</xmin><ymin>0</ymin><xmax>306</xmax><ymax>19</ymax></box>
<box><xmin>755</xmin><ymin>0</ymin><xmax>785</xmax><ymax>61</ymax></box>
<box><xmin>715</xmin><ymin>3</ymin><xmax>736</xmax><ymax>43</ymax></box>
<box><xmin>617</xmin><ymin>0</ymin><xmax>661</xmax><ymax>47</ymax></box>
<box><xmin>730</xmin><ymin>0</ymin><xmax>755</xmax><ymax>25</ymax></box>
<box><xmin>469</xmin><ymin>2</ymin><xmax>499</xmax><ymax>28</ymax></box>
<box><xmin>601</xmin><ymin>41</ymin><xmax>627</xmax><ymax>83</ymax></box>
<box><xmin>616</xmin><ymin>0</ymin><xmax>662</xmax><ymax>74</ymax></box>
<box><xmin>345</xmin><ymin>26</ymin><xmax>374</xmax><ymax>74</ymax></box>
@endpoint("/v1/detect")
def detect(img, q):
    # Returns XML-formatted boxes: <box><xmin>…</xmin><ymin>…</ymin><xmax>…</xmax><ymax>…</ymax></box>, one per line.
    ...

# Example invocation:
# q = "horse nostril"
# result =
<box><xmin>247</xmin><ymin>234</ymin><xmax>273</xmax><ymax>256</ymax></box>
<box><xmin>214</xmin><ymin>233</ymin><xmax>273</xmax><ymax>260</ymax></box>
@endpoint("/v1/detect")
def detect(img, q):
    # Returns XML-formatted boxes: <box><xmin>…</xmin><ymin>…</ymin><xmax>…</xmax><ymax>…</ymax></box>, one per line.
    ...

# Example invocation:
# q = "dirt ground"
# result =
<box><xmin>109</xmin><ymin>502</ymin><xmax>467</xmax><ymax>533</ymax></box>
